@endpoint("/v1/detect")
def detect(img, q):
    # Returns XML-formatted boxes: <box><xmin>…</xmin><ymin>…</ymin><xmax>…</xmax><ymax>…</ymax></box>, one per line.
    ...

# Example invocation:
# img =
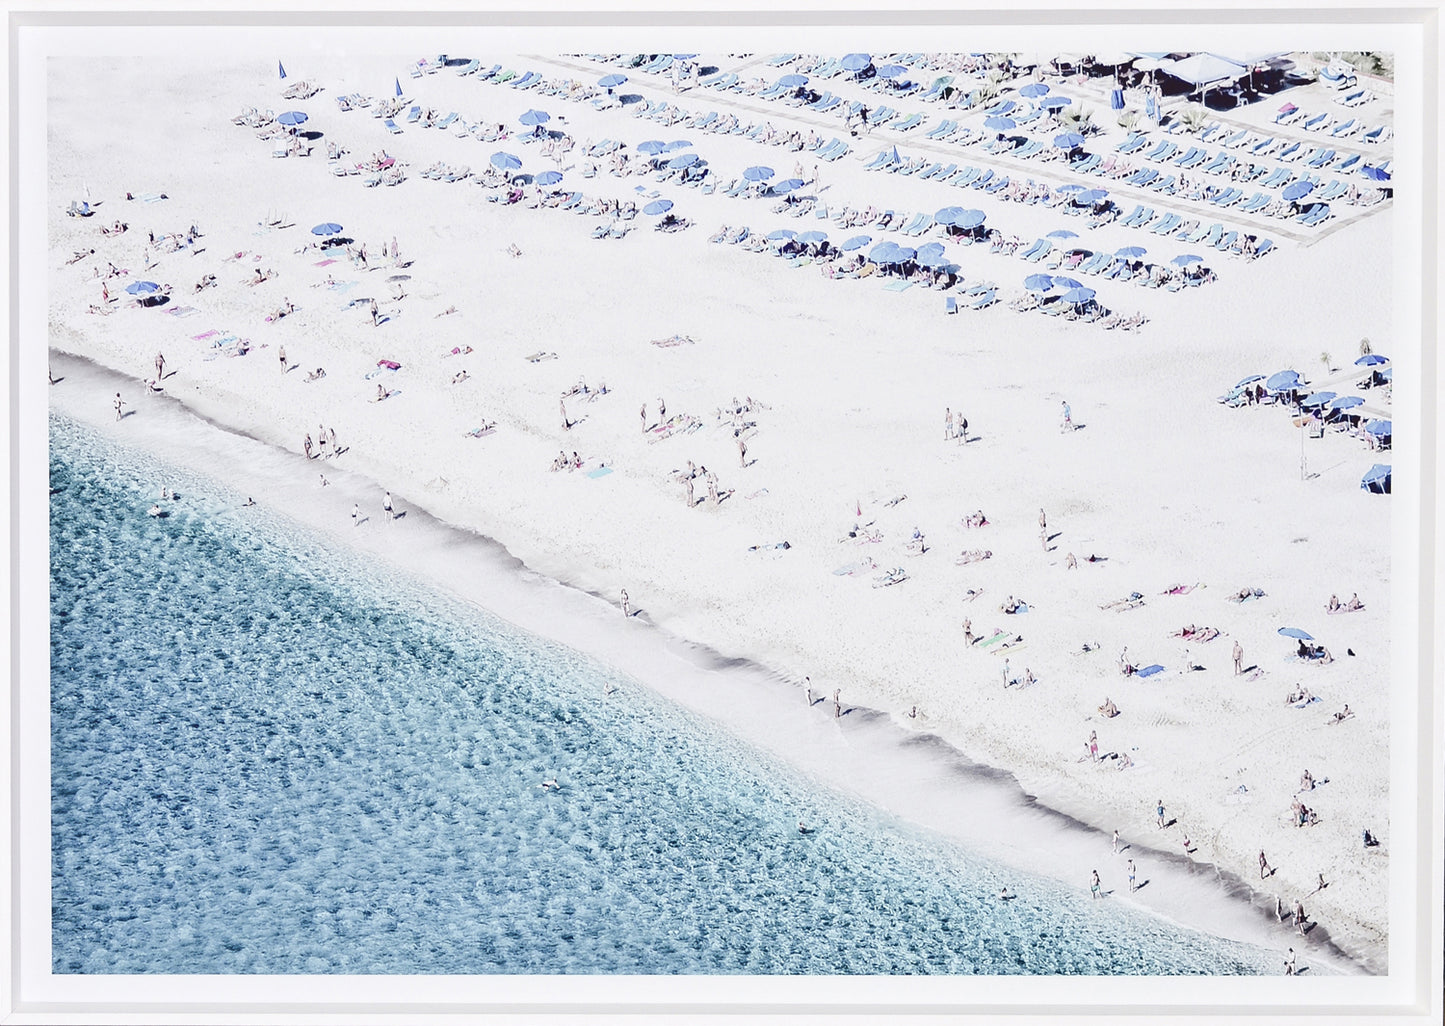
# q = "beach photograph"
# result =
<box><xmin>9</xmin><ymin>8</ymin><xmax>1443</xmax><ymax>1023</ymax></box>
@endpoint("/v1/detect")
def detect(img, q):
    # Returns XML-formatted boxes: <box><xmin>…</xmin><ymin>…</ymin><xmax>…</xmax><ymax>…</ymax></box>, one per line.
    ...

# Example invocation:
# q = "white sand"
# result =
<box><xmin>44</xmin><ymin>52</ymin><xmax>1398</xmax><ymax>971</ymax></box>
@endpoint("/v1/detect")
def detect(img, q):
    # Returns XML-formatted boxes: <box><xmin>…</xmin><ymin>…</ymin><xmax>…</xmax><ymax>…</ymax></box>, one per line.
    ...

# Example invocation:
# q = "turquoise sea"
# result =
<box><xmin>49</xmin><ymin>413</ymin><xmax>1280</xmax><ymax>975</ymax></box>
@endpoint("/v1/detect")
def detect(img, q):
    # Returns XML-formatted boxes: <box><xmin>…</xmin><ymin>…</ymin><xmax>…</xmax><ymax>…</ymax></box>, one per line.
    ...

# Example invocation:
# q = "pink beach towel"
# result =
<box><xmin>314</xmin><ymin>258</ymin><xmax>338</xmax><ymax>267</ymax></box>
<box><xmin>192</xmin><ymin>329</ymin><xmax>219</xmax><ymax>341</ymax></box>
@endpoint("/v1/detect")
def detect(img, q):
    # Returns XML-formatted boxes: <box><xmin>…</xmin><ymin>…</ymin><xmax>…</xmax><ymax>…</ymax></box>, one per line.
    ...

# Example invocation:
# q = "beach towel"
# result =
<box><xmin>883</xmin><ymin>280</ymin><xmax>914</xmax><ymax>292</ymax></box>
<box><xmin>586</xmin><ymin>467</ymin><xmax>613</xmax><ymax>479</ymax></box>
<box><xmin>1162</xmin><ymin>584</ymin><xmax>1197</xmax><ymax>595</ymax></box>
<box><xmin>1135</xmin><ymin>664</ymin><xmax>1165</xmax><ymax>678</ymax></box>
<box><xmin>745</xmin><ymin>488</ymin><xmax>769</xmax><ymax>500</ymax></box>
<box><xmin>314</xmin><ymin>259</ymin><xmax>339</xmax><ymax>267</ymax></box>
<box><xmin>192</xmin><ymin>329</ymin><xmax>220</xmax><ymax>341</ymax></box>
<box><xmin>976</xmin><ymin>630</ymin><xmax>1010</xmax><ymax>649</ymax></box>
<box><xmin>138</xmin><ymin>192</ymin><xmax>167</xmax><ymax>203</ymax></box>
<box><xmin>833</xmin><ymin>558</ymin><xmax>875</xmax><ymax>576</ymax></box>
<box><xmin>165</xmin><ymin>306</ymin><xmax>198</xmax><ymax>318</ymax></box>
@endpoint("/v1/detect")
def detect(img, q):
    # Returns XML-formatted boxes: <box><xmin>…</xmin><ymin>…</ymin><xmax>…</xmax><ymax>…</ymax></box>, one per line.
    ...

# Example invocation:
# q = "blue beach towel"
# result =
<box><xmin>1136</xmin><ymin>664</ymin><xmax>1165</xmax><ymax>678</ymax></box>
<box><xmin>586</xmin><ymin>467</ymin><xmax>613</xmax><ymax>479</ymax></box>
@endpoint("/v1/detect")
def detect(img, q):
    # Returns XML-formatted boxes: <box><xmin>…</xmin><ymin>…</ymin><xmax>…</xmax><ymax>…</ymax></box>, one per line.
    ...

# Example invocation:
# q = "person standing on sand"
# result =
<box><xmin>737</xmin><ymin>436</ymin><xmax>748</xmax><ymax>468</ymax></box>
<box><xmin>560</xmin><ymin>399</ymin><xmax>569</xmax><ymax>431</ymax></box>
<box><xmin>684</xmin><ymin>474</ymin><xmax>695</xmax><ymax>507</ymax></box>
<box><xmin>1090</xmin><ymin>869</ymin><xmax>1101</xmax><ymax>899</ymax></box>
<box><xmin>383</xmin><ymin>491</ymin><xmax>393</xmax><ymax>521</ymax></box>
<box><xmin>945</xmin><ymin>408</ymin><xmax>954</xmax><ymax>440</ymax></box>
<box><xmin>1233</xmin><ymin>640</ymin><xmax>1244</xmax><ymax>675</ymax></box>
<box><xmin>351</xmin><ymin>502</ymin><xmax>360</xmax><ymax>526</ymax></box>
<box><xmin>303</xmin><ymin>433</ymin><xmax>313</xmax><ymax>460</ymax></box>
<box><xmin>155</xmin><ymin>352</ymin><xmax>166</xmax><ymax>379</ymax></box>
<box><xmin>658</xmin><ymin>397</ymin><xmax>666</xmax><ymax>421</ymax></box>
<box><xmin>833</xmin><ymin>689</ymin><xmax>842</xmax><ymax>718</ymax></box>
<box><xmin>620</xmin><ymin>589</ymin><xmax>631</xmax><ymax>617</ymax></box>
<box><xmin>1276</xmin><ymin>895</ymin><xmax>1286</xmax><ymax>922</ymax></box>
<box><xmin>1061</xmin><ymin>400</ymin><xmax>1072</xmax><ymax>430</ymax></box>
<box><xmin>1284</xmin><ymin>948</ymin><xmax>1296</xmax><ymax>976</ymax></box>
<box><xmin>1156</xmin><ymin>799</ymin><xmax>1166</xmax><ymax>830</ymax></box>
<box><xmin>279</xmin><ymin>346</ymin><xmax>288</xmax><ymax>373</ymax></box>
<box><xmin>1260</xmin><ymin>850</ymin><xmax>1272</xmax><ymax>878</ymax></box>
<box><xmin>1127</xmin><ymin>859</ymin><xmax>1136</xmax><ymax>892</ymax></box>
<box><xmin>1002</xmin><ymin>657</ymin><xmax>1011</xmax><ymax>687</ymax></box>
<box><xmin>804</xmin><ymin>676</ymin><xmax>812</xmax><ymax>706</ymax></box>
<box><xmin>640</xmin><ymin>403</ymin><xmax>647</xmax><ymax>432</ymax></box>
<box><xmin>1066</xmin><ymin>552</ymin><xmax>1078</xmax><ymax>569</ymax></box>
<box><xmin>113</xmin><ymin>392</ymin><xmax>125</xmax><ymax>421</ymax></box>
<box><xmin>370</xmin><ymin>298</ymin><xmax>380</xmax><ymax>326</ymax></box>
<box><xmin>328</xmin><ymin>426</ymin><xmax>337</xmax><ymax>453</ymax></box>
<box><xmin>1294</xmin><ymin>901</ymin><xmax>1307</xmax><ymax>935</ymax></box>
<box><xmin>1112</xmin><ymin>829</ymin><xmax>1120</xmax><ymax>854</ymax></box>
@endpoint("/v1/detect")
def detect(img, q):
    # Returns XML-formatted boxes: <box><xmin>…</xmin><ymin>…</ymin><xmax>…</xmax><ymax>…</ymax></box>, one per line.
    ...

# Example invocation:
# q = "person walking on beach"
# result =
<box><xmin>1260</xmin><ymin>850</ymin><xmax>1272</xmax><ymax>879</ymax></box>
<box><xmin>833</xmin><ymin>689</ymin><xmax>841</xmax><ymax>718</ymax></box>
<box><xmin>1061</xmin><ymin>400</ymin><xmax>1072</xmax><ymax>430</ymax></box>
<box><xmin>328</xmin><ymin>426</ymin><xmax>337</xmax><ymax>453</ymax></box>
<box><xmin>737</xmin><ymin>436</ymin><xmax>748</xmax><ymax>468</ymax></box>
<box><xmin>1127</xmin><ymin>859</ymin><xmax>1136</xmax><ymax>893</ymax></box>
<box><xmin>370</xmin><ymin>297</ymin><xmax>380</xmax><ymax>326</ymax></box>
<box><xmin>278</xmin><ymin>346</ymin><xmax>288</xmax><ymax>373</ymax></box>
<box><xmin>317</xmin><ymin>428</ymin><xmax>328</xmax><ymax>458</ymax></box>
<box><xmin>804</xmin><ymin>676</ymin><xmax>812</xmax><ymax>706</ymax></box>
<box><xmin>1090</xmin><ymin>869</ymin><xmax>1101</xmax><ymax>899</ymax></box>
<box><xmin>956</xmin><ymin>412</ymin><xmax>967</xmax><ymax>443</ymax></box>
<box><xmin>560</xmin><ymin>399</ymin><xmax>569</xmax><ymax>431</ymax></box>
<box><xmin>945</xmin><ymin>407</ymin><xmax>954</xmax><ymax>440</ymax></box>
<box><xmin>620</xmin><ymin>589</ymin><xmax>631</xmax><ymax>617</ymax></box>
<box><xmin>1156</xmin><ymin>799</ymin><xmax>1166</xmax><ymax>830</ymax></box>
<box><xmin>1233</xmin><ymin>640</ymin><xmax>1244</xmax><ymax>675</ymax></box>
<box><xmin>383</xmin><ymin>491</ymin><xmax>394</xmax><ymax>521</ymax></box>
<box><xmin>1112</xmin><ymin>829</ymin><xmax>1120</xmax><ymax>854</ymax></box>
<box><xmin>1294</xmin><ymin>901</ymin><xmax>1307</xmax><ymax>936</ymax></box>
<box><xmin>657</xmin><ymin>397</ymin><xmax>666</xmax><ymax>421</ymax></box>
<box><xmin>1002</xmin><ymin>658</ymin><xmax>1011</xmax><ymax>687</ymax></box>
<box><xmin>640</xmin><ymin>403</ymin><xmax>648</xmax><ymax>432</ymax></box>
<box><xmin>1284</xmin><ymin>948</ymin><xmax>1296</xmax><ymax>976</ymax></box>
<box><xmin>113</xmin><ymin>392</ymin><xmax>125</xmax><ymax>421</ymax></box>
<box><xmin>351</xmin><ymin>502</ymin><xmax>360</xmax><ymax>526</ymax></box>
<box><xmin>1276</xmin><ymin>895</ymin><xmax>1286</xmax><ymax>922</ymax></box>
<box><xmin>303</xmin><ymin>433</ymin><xmax>313</xmax><ymax>460</ymax></box>
<box><xmin>155</xmin><ymin>352</ymin><xmax>166</xmax><ymax>379</ymax></box>
<box><xmin>684</xmin><ymin>473</ymin><xmax>695</xmax><ymax>507</ymax></box>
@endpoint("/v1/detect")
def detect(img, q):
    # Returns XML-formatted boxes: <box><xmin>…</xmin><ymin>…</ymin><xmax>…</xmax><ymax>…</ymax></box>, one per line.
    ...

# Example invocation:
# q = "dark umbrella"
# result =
<box><xmin>667</xmin><ymin>152</ymin><xmax>700</xmax><ymax>169</ymax></box>
<box><xmin>1282</xmin><ymin>180</ymin><xmax>1314</xmax><ymax>201</ymax></box>
<box><xmin>643</xmin><ymin>199</ymin><xmax>674</xmax><ymax>215</ymax></box>
<box><xmin>311</xmin><ymin>222</ymin><xmax>344</xmax><ymax>237</ymax></box>
<box><xmin>1019</xmin><ymin>82</ymin><xmax>1049</xmax><ymax>98</ymax></box>
<box><xmin>490</xmin><ymin>152</ymin><xmax>522</xmax><ymax>170</ymax></box>
<box><xmin>841</xmin><ymin>53</ymin><xmax>872</xmax><ymax>71</ymax></box>
<box><xmin>1054</xmin><ymin>132</ymin><xmax>1085</xmax><ymax>150</ymax></box>
<box><xmin>1355</xmin><ymin>354</ymin><xmax>1389</xmax><ymax>366</ymax></box>
<box><xmin>519</xmin><ymin>109</ymin><xmax>550</xmax><ymax>126</ymax></box>
<box><xmin>1277</xmin><ymin>627</ymin><xmax>1314</xmax><ymax>640</ymax></box>
<box><xmin>1025</xmin><ymin>274</ymin><xmax>1055</xmax><ymax>291</ymax></box>
<box><xmin>743</xmin><ymin>165</ymin><xmax>775</xmax><ymax>181</ymax></box>
<box><xmin>841</xmin><ymin>234</ymin><xmax>872</xmax><ymax>251</ymax></box>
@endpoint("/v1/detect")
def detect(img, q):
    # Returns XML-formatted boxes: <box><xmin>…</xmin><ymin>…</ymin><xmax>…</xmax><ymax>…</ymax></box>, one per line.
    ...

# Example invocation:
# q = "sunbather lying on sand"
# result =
<box><xmin>962</xmin><ymin>511</ymin><xmax>988</xmax><ymax>528</ymax></box>
<box><xmin>305</xmin><ymin>367</ymin><xmax>326</xmax><ymax>381</ymax></box>
<box><xmin>1001</xmin><ymin>596</ymin><xmax>1027</xmax><ymax>614</ymax></box>
<box><xmin>955</xmin><ymin>549</ymin><xmax>992</xmax><ymax>565</ymax></box>
<box><xmin>1329</xmin><ymin>704</ymin><xmax>1354</xmax><ymax>724</ymax></box>
<box><xmin>1229</xmin><ymin>586</ymin><xmax>1266</xmax><ymax>602</ymax></box>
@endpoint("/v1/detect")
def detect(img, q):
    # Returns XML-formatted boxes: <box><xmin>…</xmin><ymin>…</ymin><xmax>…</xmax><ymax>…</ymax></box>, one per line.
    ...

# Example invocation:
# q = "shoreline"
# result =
<box><xmin>45</xmin><ymin>348</ymin><xmax>1372</xmax><ymax>975</ymax></box>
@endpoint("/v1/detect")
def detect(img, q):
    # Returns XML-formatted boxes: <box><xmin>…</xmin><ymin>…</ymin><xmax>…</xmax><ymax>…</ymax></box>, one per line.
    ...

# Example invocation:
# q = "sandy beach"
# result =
<box><xmin>42</xmin><ymin>48</ymin><xmax>1404</xmax><ymax>974</ymax></box>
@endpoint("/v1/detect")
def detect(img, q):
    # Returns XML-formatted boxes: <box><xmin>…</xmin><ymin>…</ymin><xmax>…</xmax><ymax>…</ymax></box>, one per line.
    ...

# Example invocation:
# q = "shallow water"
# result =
<box><xmin>50</xmin><ymin>413</ymin><xmax>1282</xmax><ymax>975</ymax></box>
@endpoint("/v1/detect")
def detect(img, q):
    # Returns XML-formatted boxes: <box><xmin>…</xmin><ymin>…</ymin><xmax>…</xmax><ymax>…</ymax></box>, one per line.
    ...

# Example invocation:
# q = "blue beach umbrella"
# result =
<box><xmin>636</xmin><ymin>140</ymin><xmax>667</xmax><ymax>155</ymax></box>
<box><xmin>891</xmin><ymin>245</ymin><xmax>917</xmax><ymax>262</ymax></box>
<box><xmin>598</xmin><ymin>73</ymin><xmax>628</xmax><ymax>89</ymax></box>
<box><xmin>935</xmin><ymin>205</ymin><xmax>966</xmax><ymax>224</ymax></box>
<box><xmin>915</xmin><ymin>241</ymin><xmax>946</xmax><ymax>262</ymax></box>
<box><xmin>395</xmin><ymin>77</ymin><xmax>403</xmax><ymax>97</ymax></box>
<box><xmin>663</xmin><ymin>140</ymin><xmax>692</xmax><ymax>152</ymax></box>
<box><xmin>519</xmin><ymin>109</ymin><xmax>550</xmax><ymax>126</ymax></box>
<box><xmin>869</xmin><ymin>241</ymin><xmax>901</xmax><ymax>262</ymax></box>
<box><xmin>311</xmin><ymin>222</ymin><xmax>344</xmax><ymax>237</ymax></box>
<box><xmin>672</xmin><ymin>54</ymin><xmax>697</xmax><ymax>60</ymax></box>
<box><xmin>1282</xmin><ymin>180</ymin><xmax>1314</xmax><ymax>201</ymax></box>
<box><xmin>1019</xmin><ymin>82</ymin><xmax>1049</xmax><ymax>98</ymax></box>
<box><xmin>490</xmin><ymin>151</ymin><xmax>522</xmax><ymax>170</ymax></box>
<box><xmin>1116</xmin><ymin>246</ymin><xmax>1147</xmax><ymax>259</ymax></box>
<box><xmin>797</xmin><ymin>230</ymin><xmax>828</xmax><ymax>245</ymax></box>
<box><xmin>1235</xmin><ymin>374</ymin><xmax>1265</xmax><ymax>388</ymax></box>
<box><xmin>1355</xmin><ymin>354</ymin><xmax>1389</xmax><ymax>366</ymax></box>
<box><xmin>1277</xmin><ymin>627</ymin><xmax>1314</xmax><ymax>640</ymax></box>
<box><xmin>771</xmin><ymin>178</ymin><xmax>805</xmax><ymax>194</ymax></box>
<box><xmin>1024</xmin><ymin>273</ymin><xmax>1054</xmax><ymax>291</ymax></box>
<box><xmin>841</xmin><ymin>53</ymin><xmax>872</xmax><ymax>71</ymax></box>
<box><xmin>1380</xmin><ymin>367</ymin><xmax>1393</xmax><ymax>382</ymax></box>
<box><xmin>125</xmin><ymin>280</ymin><xmax>161</xmax><ymax>296</ymax></box>
<box><xmin>1041</xmin><ymin>95</ymin><xmax>1072</xmax><ymax>110</ymax></box>
<box><xmin>277</xmin><ymin>110</ymin><xmax>308</xmax><ymax>128</ymax></box>
<box><xmin>667</xmin><ymin>152</ymin><xmax>700</xmax><ymax>169</ymax></box>
<box><xmin>767</xmin><ymin>228</ymin><xmax>797</xmax><ymax>242</ymax></box>
<box><xmin>1077</xmin><ymin>189</ymin><xmax>1108</xmax><ymax>205</ymax></box>
<box><xmin>1054</xmin><ymin>132</ymin><xmax>1085</xmax><ymax>149</ymax></box>
<box><xmin>535</xmin><ymin>170</ymin><xmax>563</xmax><ymax>186</ymax></box>
<box><xmin>1365</xmin><ymin>419</ymin><xmax>1392</xmax><ymax>436</ymax></box>
<box><xmin>1171</xmin><ymin>254</ymin><xmax>1203</xmax><ymax>266</ymax></box>
<box><xmin>1300</xmin><ymin>391</ymin><xmax>1337</xmax><ymax>408</ymax></box>
<box><xmin>1361</xmin><ymin>464</ymin><xmax>1391</xmax><ymax>492</ymax></box>
<box><xmin>841</xmin><ymin>234</ymin><xmax>872</xmax><ymax>251</ymax></box>
<box><xmin>1062</xmin><ymin>286</ymin><xmax>1096</xmax><ymax>304</ymax></box>
<box><xmin>778</xmin><ymin>74</ymin><xmax>809</xmax><ymax>88</ymax></box>
<box><xmin>643</xmin><ymin>199</ymin><xmax>674</xmax><ymax>215</ymax></box>
<box><xmin>877</xmin><ymin>65</ymin><xmax>909</xmax><ymax>79</ymax></box>
<box><xmin>984</xmin><ymin>116</ymin><xmax>1016</xmax><ymax>133</ymax></box>
<box><xmin>278</xmin><ymin>61</ymin><xmax>287</xmax><ymax>80</ymax></box>
<box><xmin>1055</xmin><ymin>183</ymin><xmax>1088</xmax><ymax>196</ymax></box>
<box><xmin>955</xmin><ymin>209</ymin><xmax>986</xmax><ymax>229</ymax></box>
<box><xmin>743</xmin><ymin>165</ymin><xmax>775</xmax><ymax>181</ymax></box>
<box><xmin>1048</xmin><ymin>229</ymin><xmax>1079</xmax><ymax>239</ymax></box>
<box><xmin>1328</xmin><ymin>395</ymin><xmax>1364</xmax><ymax>411</ymax></box>
<box><xmin>1051</xmin><ymin>276</ymin><xmax>1083</xmax><ymax>290</ymax></box>
<box><xmin>1266</xmin><ymin>369</ymin><xmax>1301</xmax><ymax>391</ymax></box>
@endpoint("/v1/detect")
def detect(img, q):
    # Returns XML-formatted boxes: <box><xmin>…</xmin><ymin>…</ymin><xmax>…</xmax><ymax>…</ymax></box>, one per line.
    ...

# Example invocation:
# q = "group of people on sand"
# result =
<box><xmin>1325</xmin><ymin>593</ymin><xmax>1364</xmax><ymax>613</ymax></box>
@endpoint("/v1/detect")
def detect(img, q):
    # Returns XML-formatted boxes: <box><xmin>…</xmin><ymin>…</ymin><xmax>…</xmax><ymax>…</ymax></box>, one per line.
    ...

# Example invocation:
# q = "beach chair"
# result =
<box><xmin>384</xmin><ymin>118</ymin><xmax>402</xmax><ymax>134</ymax></box>
<box><xmin>1307</xmin><ymin>147</ymin><xmax>1336</xmax><ymax>169</ymax></box>
<box><xmin>1316</xmin><ymin>180</ymin><xmax>1348</xmax><ymax>201</ymax></box>
<box><xmin>967</xmin><ymin>289</ymin><xmax>997</xmax><ymax>310</ymax></box>
<box><xmin>893</xmin><ymin>113</ymin><xmax>925</xmax><ymax>132</ymax></box>
<box><xmin>1238</xmin><ymin>192</ymin><xmax>1271</xmax><ymax>213</ymax></box>
<box><xmin>1300</xmin><ymin>112</ymin><xmax>1331</xmax><ymax>132</ymax></box>
<box><xmin>1329</xmin><ymin>118</ymin><xmax>1358</xmax><ymax>138</ymax></box>
<box><xmin>1275</xmin><ymin>142</ymin><xmax>1303</xmax><ymax>163</ymax></box>
<box><xmin>927</xmin><ymin>118</ymin><xmax>958</xmax><ymax>140</ymax></box>
<box><xmin>1318</xmin><ymin>66</ymin><xmax>1354</xmax><ymax>88</ymax></box>
<box><xmin>1172</xmin><ymin>145</ymin><xmax>1204</xmax><ymax>167</ymax></box>
<box><xmin>1249</xmin><ymin>136</ymin><xmax>1279</xmax><ymax>156</ymax></box>
<box><xmin>1335</xmin><ymin>154</ymin><xmax>1361</xmax><ymax>174</ymax></box>
<box><xmin>1148</xmin><ymin>174</ymin><xmax>1177</xmax><ymax>194</ymax></box>
<box><xmin>1360</xmin><ymin>124</ymin><xmax>1389</xmax><ymax>144</ymax></box>
<box><xmin>1023</xmin><ymin>239</ymin><xmax>1053</xmax><ymax>263</ymax></box>
<box><xmin>1015</xmin><ymin>140</ymin><xmax>1045</xmax><ymax>159</ymax></box>
<box><xmin>1201</xmin><ymin>153</ymin><xmax>1233</xmax><ymax>175</ymax></box>
<box><xmin>405</xmin><ymin>105</ymin><xmax>422</xmax><ymax>123</ymax></box>
<box><xmin>1214</xmin><ymin>230</ymin><xmax>1238</xmax><ymax>251</ymax></box>
<box><xmin>970</xmin><ymin>168</ymin><xmax>995</xmax><ymax>190</ymax></box>
<box><xmin>1219</xmin><ymin>129</ymin><xmax>1249</xmax><ymax>148</ymax></box>
<box><xmin>1142</xmin><ymin>139</ymin><xmax>1173</xmax><ymax>161</ymax></box>
<box><xmin>945</xmin><ymin>296</ymin><xmax>958</xmax><ymax>314</ymax></box>
<box><xmin>435</xmin><ymin>112</ymin><xmax>458</xmax><ymax>130</ymax></box>
<box><xmin>1251</xmin><ymin>238</ymin><xmax>1275</xmax><ymax>259</ymax></box>
<box><xmin>1297</xmin><ymin>203</ymin><xmax>1332</xmax><ymax>227</ymax></box>
<box><xmin>1198</xmin><ymin>223</ymin><xmax>1224</xmax><ymax>247</ymax></box>
<box><xmin>1338</xmin><ymin>88</ymin><xmax>1371</xmax><ymax>107</ymax></box>
<box><xmin>1150</xmin><ymin>212</ymin><xmax>1183</xmax><ymax>235</ymax></box>
<box><xmin>1126</xmin><ymin>168</ymin><xmax>1159</xmax><ymax>188</ymax></box>
<box><xmin>1196</xmin><ymin>123</ymin><xmax>1224</xmax><ymax>142</ymax></box>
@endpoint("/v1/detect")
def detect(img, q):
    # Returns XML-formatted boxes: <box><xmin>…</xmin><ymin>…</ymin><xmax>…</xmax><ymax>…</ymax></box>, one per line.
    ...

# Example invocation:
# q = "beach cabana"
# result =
<box><xmin>1360</xmin><ymin>464</ymin><xmax>1391</xmax><ymax>493</ymax></box>
<box><xmin>1156</xmin><ymin>53</ymin><xmax>1249</xmax><ymax>104</ymax></box>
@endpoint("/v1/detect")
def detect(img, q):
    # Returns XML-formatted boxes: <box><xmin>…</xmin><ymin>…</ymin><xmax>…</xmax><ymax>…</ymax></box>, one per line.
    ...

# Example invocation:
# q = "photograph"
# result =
<box><xmin>11</xmin><ymin>8</ymin><xmax>1441</xmax><ymax>1024</ymax></box>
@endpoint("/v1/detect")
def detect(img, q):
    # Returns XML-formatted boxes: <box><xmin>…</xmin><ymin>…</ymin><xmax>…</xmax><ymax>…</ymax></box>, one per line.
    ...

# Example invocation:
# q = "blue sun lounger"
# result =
<box><xmin>384</xmin><ymin>118</ymin><xmax>402</xmax><ymax>134</ymax></box>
